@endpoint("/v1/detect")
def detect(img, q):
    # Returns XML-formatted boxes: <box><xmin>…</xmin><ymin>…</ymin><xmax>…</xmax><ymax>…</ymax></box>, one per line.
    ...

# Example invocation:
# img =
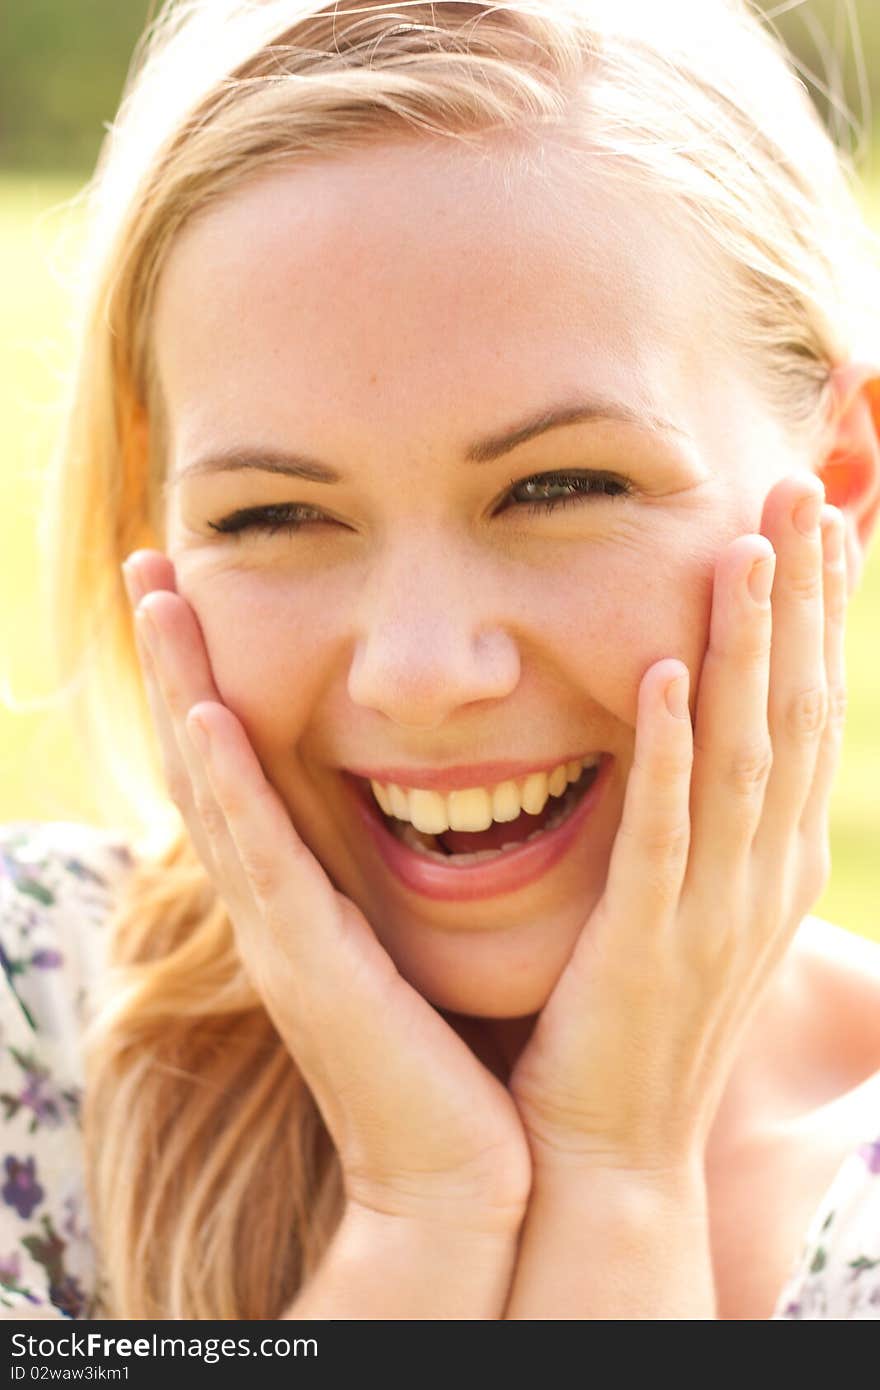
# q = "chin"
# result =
<box><xmin>386</xmin><ymin>934</ymin><xmax>568</xmax><ymax>1019</ymax></box>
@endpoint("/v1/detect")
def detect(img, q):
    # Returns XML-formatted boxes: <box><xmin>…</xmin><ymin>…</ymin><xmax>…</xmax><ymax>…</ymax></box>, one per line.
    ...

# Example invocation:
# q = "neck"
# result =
<box><xmin>439</xmin><ymin>1010</ymin><xmax>538</xmax><ymax>1085</ymax></box>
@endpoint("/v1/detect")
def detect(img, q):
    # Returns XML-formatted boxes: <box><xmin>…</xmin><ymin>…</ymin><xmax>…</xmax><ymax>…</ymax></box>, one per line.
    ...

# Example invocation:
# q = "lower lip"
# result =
<box><xmin>346</xmin><ymin>756</ymin><xmax>612</xmax><ymax>902</ymax></box>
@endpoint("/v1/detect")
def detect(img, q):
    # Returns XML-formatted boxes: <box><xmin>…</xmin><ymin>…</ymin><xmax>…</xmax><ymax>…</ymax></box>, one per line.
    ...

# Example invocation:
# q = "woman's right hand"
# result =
<box><xmin>122</xmin><ymin>550</ymin><xmax>531</xmax><ymax>1238</ymax></box>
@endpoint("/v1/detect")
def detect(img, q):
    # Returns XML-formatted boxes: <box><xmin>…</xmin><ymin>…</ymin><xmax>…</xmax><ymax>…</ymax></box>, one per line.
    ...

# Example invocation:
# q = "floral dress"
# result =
<box><xmin>0</xmin><ymin>821</ymin><xmax>134</xmax><ymax>1319</ymax></box>
<box><xmin>0</xmin><ymin>820</ymin><xmax>878</xmax><ymax>1319</ymax></box>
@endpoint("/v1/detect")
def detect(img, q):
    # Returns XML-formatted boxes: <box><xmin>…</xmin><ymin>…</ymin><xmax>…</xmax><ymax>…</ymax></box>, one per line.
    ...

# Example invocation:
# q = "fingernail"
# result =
<box><xmin>135</xmin><ymin>604</ymin><xmax>159</xmax><ymax>654</ymax></box>
<box><xmin>121</xmin><ymin>560</ymin><xmax>140</xmax><ymax>606</ymax></box>
<box><xmin>187</xmin><ymin>713</ymin><xmax>210</xmax><ymax>757</ymax></box>
<box><xmin>793</xmin><ymin>490</ymin><xmax>823</xmax><ymax>536</ymax></box>
<box><xmin>665</xmin><ymin>671</ymin><xmax>690</xmax><ymax>719</ymax></box>
<box><xmin>748</xmin><ymin>553</ymin><xmax>776</xmax><ymax>605</ymax></box>
<box><xmin>822</xmin><ymin>506</ymin><xmax>844</xmax><ymax>565</ymax></box>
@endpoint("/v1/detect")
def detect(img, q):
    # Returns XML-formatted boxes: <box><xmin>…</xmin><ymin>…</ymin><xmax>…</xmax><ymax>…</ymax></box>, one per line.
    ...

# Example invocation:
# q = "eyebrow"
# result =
<box><xmin>169</xmin><ymin>396</ymin><xmax>690</xmax><ymax>488</ymax></box>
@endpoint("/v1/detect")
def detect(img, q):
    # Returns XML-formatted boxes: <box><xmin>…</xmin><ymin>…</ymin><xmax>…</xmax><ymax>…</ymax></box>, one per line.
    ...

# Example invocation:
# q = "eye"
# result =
<box><xmin>207</xmin><ymin>469</ymin><xmax>633</xmax><ymax>538</ymax></box>
<box><xmin>208</xmin><ymin>503</ymin><xmax>327</xmax><ymax>538</ymax></box>
<box><xmin>505</xmin><ymin>470</ymin><xmax>633</xmax><ymax>516</ymax></box>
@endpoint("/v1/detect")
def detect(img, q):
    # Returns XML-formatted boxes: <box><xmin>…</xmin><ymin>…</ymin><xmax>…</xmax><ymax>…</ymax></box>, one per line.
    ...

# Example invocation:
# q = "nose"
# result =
<box><xmin>346</xmin><ymin>542</ymin><xmax>520</xmax><ymax>729</ymax></box>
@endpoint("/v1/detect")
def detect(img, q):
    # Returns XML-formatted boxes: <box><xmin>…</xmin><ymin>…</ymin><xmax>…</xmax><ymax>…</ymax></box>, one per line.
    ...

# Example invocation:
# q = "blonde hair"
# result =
<box><xmin>27</xmin><ymin>0</ymin><xmax>880</xmax><ymax>1317</ymax></box>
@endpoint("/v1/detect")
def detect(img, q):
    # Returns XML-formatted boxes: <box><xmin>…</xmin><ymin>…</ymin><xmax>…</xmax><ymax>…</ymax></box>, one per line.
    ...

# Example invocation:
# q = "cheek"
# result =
<box><xmin>518</xmin><ymin>543</ymin><xmax>715</xmax><ymax>727</ymax></box>
<box><xmin>192</xmin><ymin>574</ymin><xmax>335</xmax><ymax>752</ymax></box>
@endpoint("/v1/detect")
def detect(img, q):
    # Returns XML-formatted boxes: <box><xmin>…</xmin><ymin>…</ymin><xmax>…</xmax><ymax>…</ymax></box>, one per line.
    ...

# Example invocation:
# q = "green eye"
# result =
<box><xmin>209</xmin><ymin>469</ymin><xmax>633</xmax><ymax>538</ymax></box>
<box><xmin>508</xmin><ymin>471</ymin><xmax>632</xmax><ymax>515</ymax></box>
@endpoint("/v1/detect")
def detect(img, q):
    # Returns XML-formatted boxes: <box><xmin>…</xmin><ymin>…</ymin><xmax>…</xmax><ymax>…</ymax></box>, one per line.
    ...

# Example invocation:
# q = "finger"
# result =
<box><xmin>183</xmin><ymin>698</ymin><xmax>403</xmax><ymax>1029</ymax></box>
<box><xmin>186</xmin><ymin>699</ymin><xmax>336</xmax><ymax>924</ymax></box>
<box><xmin>132</xmin><ymin>612</ymin><xmax>199</xmax><ymax>842</ymax></box>
<box><xmin>685</xmin><ymin>534</ymin><xmax>775</xmax><ymax>881</ymax></box>
<box><xmin>135</xmin><ymin>591</ymin><xmax>244</xmax><ymax>896</ymax></box>
<box><xmin>129</xmin><ymin>583</ymin><xmax>387</xmax><ymax>995</ymax></box>
<box><xmin>122</xmin><ymin>559</ymin><xmax>202</xmax><ymax>849</ymax></box>
<box><xmin>122</xmin><ymin>549</ymin><xmax>178</xmax><ymax>599</ymax></box>
<box><xmin>122</xmin><ymin>553</ymin><xmax>237</xmax><ymax>885</ymax></box>
<box><xmin>797</xmin><ymin>504</ymin><xmax>848</xmax><ymax>861</ymax></box>
<box><xmin>599</xmin><ymin>657</ymin><xmax>692</xmax><ymax>944</ymax></box>
<box><xmin>752</xmin><ymin>478</ymin><xmax>828</xmax><ymax>861</ymax></box>
<box><xmin>128</xmin><ymin>571</ymin><xmax>392</xmax><ymax>1008</ymax></box>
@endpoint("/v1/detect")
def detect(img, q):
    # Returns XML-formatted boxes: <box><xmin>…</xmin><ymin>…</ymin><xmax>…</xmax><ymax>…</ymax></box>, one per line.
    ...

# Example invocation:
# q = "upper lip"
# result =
<box><xmin>343</xmin><ymin>752</ymin><xmax>606</xmax><ymax>793</ymax></box>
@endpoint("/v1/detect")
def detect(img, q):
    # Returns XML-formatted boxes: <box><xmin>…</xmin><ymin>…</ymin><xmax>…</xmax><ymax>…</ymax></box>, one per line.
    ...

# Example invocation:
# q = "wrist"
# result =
<box><xmin>342</xmin><ymin>1198</ymin><xmax>523</xmax><ymax>1249</ymax></box>
<box><xmin>526</xmin><ymin>1157</ymin><xmax>712</xmax><ymax>1258</ymax></box>
<box><xmin>530</xmin><ymin>1152</ymin><xmax>708</xmax><ymax>1207</ymax></box>
<box><xmin>503</xmin><ymin>1159</ymin><xmax>715</xmax><ymax>1320</ymax></box>
<box><xmin>282</xmin><ymin>1201</ymin><xmax>519</xmax><ymax>1320</ymax></box>
<box><xmin>342</xmin><ymin>1175</ymin><xmax>529</xmax><ymax>1240</ymax></box>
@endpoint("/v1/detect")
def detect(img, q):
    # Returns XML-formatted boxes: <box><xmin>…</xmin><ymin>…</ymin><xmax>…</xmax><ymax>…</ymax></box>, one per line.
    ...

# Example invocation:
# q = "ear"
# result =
<box><xmin>814</xmin><ymin>362</ymin><xmax>880</xmax><ymax>596</ymax></box>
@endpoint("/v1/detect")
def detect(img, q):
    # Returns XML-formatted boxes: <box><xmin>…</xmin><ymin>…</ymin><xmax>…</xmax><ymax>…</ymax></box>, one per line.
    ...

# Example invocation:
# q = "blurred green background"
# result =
<box><xmin>1</xmin><ymin>1</ymin><xmax>879</xmax><ymax>939</ymax></box>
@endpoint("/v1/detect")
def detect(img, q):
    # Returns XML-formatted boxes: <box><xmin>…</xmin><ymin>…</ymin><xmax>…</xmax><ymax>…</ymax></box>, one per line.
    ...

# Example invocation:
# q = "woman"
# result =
<box><xmin>1</xmin><ymin>0</ymin><xmax>879</xmax><ymax>1319</ymax></box>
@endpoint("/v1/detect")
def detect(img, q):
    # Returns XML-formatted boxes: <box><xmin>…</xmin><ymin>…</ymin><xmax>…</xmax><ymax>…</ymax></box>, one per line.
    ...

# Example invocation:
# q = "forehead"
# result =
<box><xmin>152</xmin><ymin>137</ymin><xmax>728</xmax><ymax>453</ymax></box>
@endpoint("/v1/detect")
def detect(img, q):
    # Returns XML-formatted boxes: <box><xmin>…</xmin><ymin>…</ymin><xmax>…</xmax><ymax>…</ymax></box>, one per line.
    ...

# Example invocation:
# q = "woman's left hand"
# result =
<box><xmin>507</xmin><ymin>474</ymin><xmax>848</xmax><ymax>1181</ymax></box>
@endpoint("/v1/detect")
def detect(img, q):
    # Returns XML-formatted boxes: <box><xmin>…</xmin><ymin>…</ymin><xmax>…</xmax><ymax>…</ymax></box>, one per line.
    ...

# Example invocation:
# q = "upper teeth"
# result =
<box><xmin>369</xmin><ymin>755</ymin><xmax>601</xmax><ymax>835</ymax></box>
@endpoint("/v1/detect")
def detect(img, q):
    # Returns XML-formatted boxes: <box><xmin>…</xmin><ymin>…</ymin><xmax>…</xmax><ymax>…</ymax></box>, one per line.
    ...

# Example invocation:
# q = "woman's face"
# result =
<box><xmin>155</xmin><ymin>139</ymin><xmax>817</xmax><ymax>1018</ymax></box>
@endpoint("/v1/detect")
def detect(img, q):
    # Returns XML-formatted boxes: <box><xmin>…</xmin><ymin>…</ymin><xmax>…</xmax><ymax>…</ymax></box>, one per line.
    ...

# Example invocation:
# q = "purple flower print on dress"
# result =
<box><xmin>0</xmin><ymin>1048</ymin><xmax>80</xmax><ymax>1132</ymax></box>
<box><xmin>2</xmin><ymin>1157</ymin><xmax>44</xmax><ymax>1219</ymax></box>
<box><xmin>29</xmin><ymin>948</ymin><xmax>63</xmax><ymax>970</ymax></box>
<box><xmin>0</xmin><ymin>1247</ymin><xmax>42</xmax><ymax>1309</ymax></box>
<box><xmin>23</xmin><ymin>1213</ymin><xmax>92</xmax><ymax>1318</ymax></box>
<box><xmin>857</xmin><ymin>1138</ymin><xmax>880</xmax><ymax>1175</ymax></box>
<box><xmin>19</xmin><ymin>1070</ymin><xmax>65</xmax><ymax>1126</ymax></box>
<box><xmin>49</xmin><ymin>1272</ymin><xmax>88</xmax><ymax>1320</ymax></box>
<box><xmin>61</xmin><ymin>1193</ymin><xmax>88</xmax><ymax>1245</ymax></box>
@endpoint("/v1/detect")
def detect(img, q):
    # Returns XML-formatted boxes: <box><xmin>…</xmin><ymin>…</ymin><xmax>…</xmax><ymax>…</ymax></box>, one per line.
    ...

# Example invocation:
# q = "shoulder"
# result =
<box><xmin>0</xmin><ymin>819</ymin><xmax>136</xmax><ymax>908</ymax></box>
<box><xmin>0</xmin><ymin>822</ymin><xmax>136</xmax><ymax>1320</ymax></box>
<box><xmin>791</xmin><ymin>914</ymin><xmax>880</xmax><ymax>1085</ymax></box>
<box><xmin>0</xmin><ymin>817</ymin><xmax>137</xmax><ymax>935</ymax></box>
<box><xmin>772</xmin><ymin>920</ymin><xmax>880</xmax><ymax>1321</ymax></box>
<box><xmin>0</xmin><ymin>821</ymin><xmax>137</xmax><ymax>1054</ymax></box>
<box><xmin>713</xmin><ymin>914</ymin><xmax>880</xmax><ymax>1318</ymax></box>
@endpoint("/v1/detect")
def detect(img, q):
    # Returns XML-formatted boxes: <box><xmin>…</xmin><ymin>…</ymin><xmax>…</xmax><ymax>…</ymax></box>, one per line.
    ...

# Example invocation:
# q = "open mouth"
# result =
<box><xmin>344</xmin><ymin>754</ymin><xmax>613</xmax><ymax>900</ymax></box>
<box><xmin>361</xmin><ymin>759</ymin><xmax>602</xmax><ymax>865</ymax></box>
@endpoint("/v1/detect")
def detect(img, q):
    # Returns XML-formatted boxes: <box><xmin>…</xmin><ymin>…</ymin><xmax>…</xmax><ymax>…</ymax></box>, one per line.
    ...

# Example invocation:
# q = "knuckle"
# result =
<box><xmin>166</xmin><ymin>769</ymin><xmax>192</xmax><ymax>811</ymax></box>
<box><xmin>825</xmin><ymin>586</ymin><xmax>848</xmax><ymax>626</ymax></box>
<box><xmin>619</xmin><ymin>816</ymin><xmax>689</xmax><ymax>881</ymax></box>
<box><xmin>787</xmin><ymin>566</ymin><xmax>823</xmax><ymax>602</ymax></box>
<box><xmin>195</xmin><ymin>796</ymin><xmax>227</xmax><ymax>844</ymax></box>
<box><xmin>640</xmin><ymin>819</ymin><xmax>691</xmax><ymax>860</ymax></box>
<box><xmin>735</xmin><ymin>625</ymin><xmax>772</xmax><ymax>662</ymax></box>
<box><xmin>633</xmin><ymin>858</ymin><xmax>684</xmax><ymax>902</ymax></box>
<box><xmin>653</xmin><ymin>754</ymin><xmax>687</xmax><ymax>786</ymax></box>
<box><xmin>157</xmin><ymin>673</ymin><xmax>185</xmax><ymax>716</ymax></box>
<box><xmin>690</xmin><ymin>923</ymin><xmax>738</xmax><ymax>974</ymax></box>
<box><xmin>724</xmin><ymin>741</ymin><xmax>773</xmax><ymax>796</ymax></box>
<box><xmin>239</xmin><ymin>847</ymin><xmax>279</xmax><ymax>901</ymax></box>
<box><xmin>637</xmin><ymin>745</ymin><xmax>687</xmax><ymax>784</ymax></box>
<box><xmin>218</xmin><ymin>785</ymin><xmax>242</xmax><ymax>819</ymax></box>
<box><xmin>826</xmin><ymin>683</ymin><xmax>848</xmax><ymax>733</ymax></box>
<box><xmin>784</xmin><ymin>685</ymin><xmax>827</xmax><ymax>741</ymax></box>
